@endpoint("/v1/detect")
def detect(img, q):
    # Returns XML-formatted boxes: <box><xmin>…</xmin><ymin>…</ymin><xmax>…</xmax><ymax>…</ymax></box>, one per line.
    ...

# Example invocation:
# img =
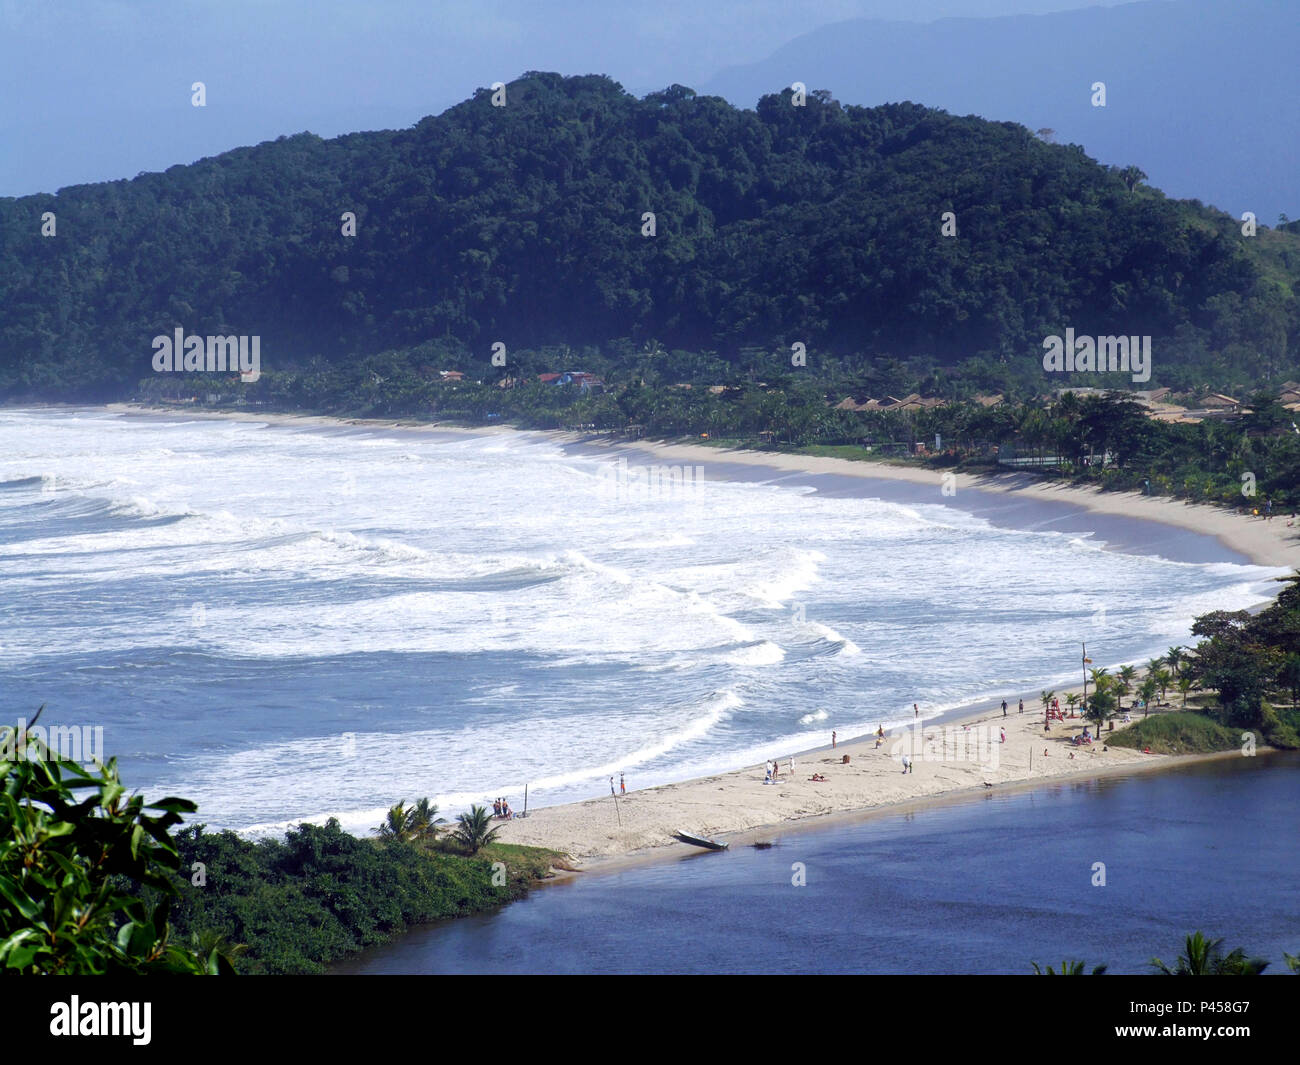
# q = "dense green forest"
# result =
<box><xmin>1099</xmin><ymin>573</ymin><xmax>1300</xmax><ymax>753</ymax></box>
<box><xmin>1</xmin><ymin>72</ymin><xmax>1298</xmax><ymax>399</ymax></box>
<box><xmin>161</xmin><ymin>818</ymin><xmax>559</xmax><ymax>974</ymax></box>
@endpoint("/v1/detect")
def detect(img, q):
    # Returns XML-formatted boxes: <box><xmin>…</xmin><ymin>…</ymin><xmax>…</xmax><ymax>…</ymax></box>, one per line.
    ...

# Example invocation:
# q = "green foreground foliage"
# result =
<box><xmin>1034</xmin><ymin>932</ymin><xmax>1294</xmax><ymax>975</ymax></box>
<box><xmin>0</xmin><ymin>712</ymin><xmax>211</xmax><ymax>974</ymax></box>
<box><xmin>2</xmin><ymin>721</ymin><xmax>561</xmax><ymax>974</ymax></box>
<box><xmin>164</xmin><ymin>820</ymin><xmax>559</xmax><ymax>974</ymax></box>
<box><xmin>1151</xmin><ymin>932</ymin><xmax>1271</xmax><ymax>976</ymax></box>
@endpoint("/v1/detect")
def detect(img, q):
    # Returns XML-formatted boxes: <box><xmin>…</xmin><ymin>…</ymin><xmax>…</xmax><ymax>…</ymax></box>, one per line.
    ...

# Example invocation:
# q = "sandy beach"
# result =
<box><xmin>495</xmin><ymin>433</ymin><xmax>1294</xmax><ymax>865</ymax></box>
<box><xmin>492</xmin><ymin>696</ymin><xmax>1247</xmax><ymax>865</ymax></box>
<box><xmin>95</xmin><ymin>403</ymin><xmax>1296</xmax><ymax>867</ymax></box>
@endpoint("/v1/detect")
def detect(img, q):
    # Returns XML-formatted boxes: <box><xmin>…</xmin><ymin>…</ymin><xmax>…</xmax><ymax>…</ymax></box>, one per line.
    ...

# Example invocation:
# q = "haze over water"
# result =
<box><xmin>0</xmin><ymin>408</ymin><xmax>1279</xmax><ymax>835</ymax></box>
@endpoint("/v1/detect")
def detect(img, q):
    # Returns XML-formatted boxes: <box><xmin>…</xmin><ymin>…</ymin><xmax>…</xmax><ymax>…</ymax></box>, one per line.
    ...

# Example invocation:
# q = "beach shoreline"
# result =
<box><xmin>547</xmin><ymin>744</ymin><xmax>1272</xmax><ymax>883</ymax></box>
<box><xmin>496</xmin><ymin>690</ymin><xmax>1265</xmax><ymax>872</ymax></box>
<box><xmin>77</xmin><ymin>402</ymin><xmax>1295</xmax><ymax>870</ymax></box>
<box><xmin>565</xmin><ymin>434</ymin><xmax>1300</xmax><ymax>571</ymax></box>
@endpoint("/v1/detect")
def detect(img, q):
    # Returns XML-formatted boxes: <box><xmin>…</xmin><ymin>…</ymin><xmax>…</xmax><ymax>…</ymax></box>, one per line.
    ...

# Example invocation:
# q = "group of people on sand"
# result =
<box><xmin>764</xmin><ymin>758</ymin><xmax>791</xmax><ymax>783</ymax></box>
<box><xmin>492</xmin><ymin>797</ymin><xmax>513</xmax><ymax>820</ymax></box>
<box><xmin>1249</xmin><ymin>500</ymin><xmax>1298</xmax><ymax>525</ymax></box>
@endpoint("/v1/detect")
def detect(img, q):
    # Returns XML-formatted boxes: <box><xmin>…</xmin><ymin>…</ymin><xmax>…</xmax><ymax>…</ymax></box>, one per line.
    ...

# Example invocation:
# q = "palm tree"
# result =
<box><xmin>1087</xmin><ymin>686</ymin><xmax>1117</xmax><ymax>736</ymax></box>
<box><xmin>1117</xmin><ymin>665</ymin><xmax>1137</xmax><ymax>705</ymax></box>
<box><xmin>1165</xmin><ymin>646</ymin><xmax>1185</xmax><ymax>677</ymax></box>
<box><xmin>1153</xmin><ymin>668</ymin><xmax>1173</xmax><ymax>703</ymax></box>
<box><xmin>1151</xmin><ymin>932</ymin><xmax>1269</xmax><ymax>975</ymax></box>
<box><xmin>1065</xmin><ymin>692</ymin><xmax>1080</xmax><ymax>715</ymax></box>
<box><xmin>453</xmin><ymin>804</ymin><xmax>501</xmax><ymax>855</ymax></box>
<box><xmin>1086</xmin><ymin>670</ymin><xmax>1115</xmax><ymax>733</ymax></box>
<box><xmin>1119</xmin><ymin>164</ymin><xmax>1148</xmax><ymax>192</ymax></box>
<box><xmin>377</xmin><ymin>797</ymin><xmax>445</xmax><ymax>844</ymax></box>
<box><xmin>1040</xmin><ymin>689</ymin><xmax>1055</xmax><ymax>715</ymax></box>
<box><xmin>1138</xmin><ymin>677</ymin><xmax>1158</xmax><ymax>716</ymax></box>
<box><xmin>408</xmin><ymin>797</ymin><xmax>446</xmax><ymax>841</ymax></box>
<box><xmin>1177</xmin><ymin>677</ymin><xmax>1192</xmax><ymax>707</ymax></box>
<box><xmin>378</xmin><ymin>800</ymin><xmax>415</xmax><ymax>842</ymax></box>
<box><xmin>1031</xmin><ymin>959</ymin><xmax>1107</xmax><ymax>975</ymax></box>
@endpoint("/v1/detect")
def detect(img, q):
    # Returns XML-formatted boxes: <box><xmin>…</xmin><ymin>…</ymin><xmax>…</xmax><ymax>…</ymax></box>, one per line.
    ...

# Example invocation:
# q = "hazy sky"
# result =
<box><xmin>0</xmin><ymin>0</ymin><xmax>1132</xmax><ymax>196</ymax></box>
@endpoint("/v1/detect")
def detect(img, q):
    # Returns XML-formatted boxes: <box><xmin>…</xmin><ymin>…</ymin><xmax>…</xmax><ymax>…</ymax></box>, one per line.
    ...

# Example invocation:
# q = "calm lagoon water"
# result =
<box><xmin>338</xmin><ymin>753</ymin><xmax>1300</xmax><ymax>975</ymax></box>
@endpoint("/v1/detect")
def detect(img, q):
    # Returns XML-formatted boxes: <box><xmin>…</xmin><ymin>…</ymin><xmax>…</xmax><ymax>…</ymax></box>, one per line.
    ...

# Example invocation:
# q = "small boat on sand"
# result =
<box><xmin>673</xmin><ymin>829</ymin><xmax>729</xmax><ymax>851</ymax></box>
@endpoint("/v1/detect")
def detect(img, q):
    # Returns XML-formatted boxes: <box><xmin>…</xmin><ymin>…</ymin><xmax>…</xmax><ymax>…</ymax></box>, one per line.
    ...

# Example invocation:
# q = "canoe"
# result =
<box><xmin>673</xmin><ymin>830</ymin><xmax>729</xmax><ymax>851</ymax></box>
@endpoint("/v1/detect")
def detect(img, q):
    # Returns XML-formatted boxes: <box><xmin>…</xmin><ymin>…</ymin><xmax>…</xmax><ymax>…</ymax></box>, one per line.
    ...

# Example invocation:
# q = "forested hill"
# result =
<box><xmin>1</xmin><ymin>72</ymin><xmax>1297</xmax><ymax>399</ymax></box>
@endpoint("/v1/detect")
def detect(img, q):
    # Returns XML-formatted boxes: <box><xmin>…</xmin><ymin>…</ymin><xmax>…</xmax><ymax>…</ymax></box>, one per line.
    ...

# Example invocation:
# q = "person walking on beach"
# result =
<box><xmin>619</xmin><ymin>772</ymin><xmax>626</xmax><ymax>795</ymax></box>
<box><xmin>1018</xmin><ymin>698</ymin><xmax>1024</xmax><ymax>714</ymax></box>
<box><xmin>609</xmin><ymin>776</ymin><xmax>616</xmax><ymax>796</ymax></box>
<box><xmin>914</xmin><ymin>703</ymin><xmax>919</xmax><ymax>720</ymax></box>
<box><xmin>1000</xmin><ymin>727</ymin><xmax>1006</xmax><ymax>744</ymax></box>
<box><xmin>831</xmin><ymin>730</ymin><xmax>836</xmax><ymax>748</ymax></box>
<box><xmin>1002</xmin><ymin>699</ymin><xmax>1007</xmax><ymax>717</ymax></box>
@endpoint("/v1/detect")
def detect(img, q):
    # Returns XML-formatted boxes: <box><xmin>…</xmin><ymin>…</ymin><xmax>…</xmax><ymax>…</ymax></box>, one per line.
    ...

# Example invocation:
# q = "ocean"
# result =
<box><xmin>0</xmin><ymin>406</ymin><xmax>1281</xmax><ymax>836</ymax></box>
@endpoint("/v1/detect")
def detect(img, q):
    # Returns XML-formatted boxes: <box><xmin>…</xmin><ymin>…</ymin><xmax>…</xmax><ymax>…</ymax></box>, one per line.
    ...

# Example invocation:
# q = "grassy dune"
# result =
<box><xmin>1108</xmin><ymin>712</ymin><xmax>1245</xmax><ymax>754</ymax></box>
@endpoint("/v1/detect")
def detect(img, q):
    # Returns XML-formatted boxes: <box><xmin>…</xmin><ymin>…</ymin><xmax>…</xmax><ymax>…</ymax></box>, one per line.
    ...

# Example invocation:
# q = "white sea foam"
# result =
<box><xmin>0</xmin><ymin>407</ymin><xmax>1278</xmax><ymax>831</ymax></box>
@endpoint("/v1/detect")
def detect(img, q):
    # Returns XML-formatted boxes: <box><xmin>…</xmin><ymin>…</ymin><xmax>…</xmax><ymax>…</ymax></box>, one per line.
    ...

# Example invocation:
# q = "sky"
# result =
<box><xmin>0</xmin><ymin>0</ymin><xmax>1133</xmax><ymax>197</ymax></box>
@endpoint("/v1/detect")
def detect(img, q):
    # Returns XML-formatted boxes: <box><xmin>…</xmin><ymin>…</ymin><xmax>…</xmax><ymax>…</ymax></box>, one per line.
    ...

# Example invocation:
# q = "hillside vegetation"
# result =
<box><xmin>1</xmin><ymin>72</ymin><xmax>1297</xmax><ymax>398</ymax></box>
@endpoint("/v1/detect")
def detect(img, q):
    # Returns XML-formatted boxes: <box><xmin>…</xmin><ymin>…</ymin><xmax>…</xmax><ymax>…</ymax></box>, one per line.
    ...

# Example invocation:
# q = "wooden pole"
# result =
<box><xmin>1082</xmin><ymin>641</ymin><xmax>1089</xmax><ymax>720</ymax></box>
<box><xmin>523</xmin><ymin>783</ymin><xmax>528</xmax><ymax>819</ymax></box>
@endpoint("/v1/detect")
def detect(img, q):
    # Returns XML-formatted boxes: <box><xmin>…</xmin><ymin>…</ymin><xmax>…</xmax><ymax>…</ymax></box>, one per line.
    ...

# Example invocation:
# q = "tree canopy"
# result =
<box><xmin>2</xmin><ymin>72</ymin><xmax>1296</xmax><ymax>399</ymax></box>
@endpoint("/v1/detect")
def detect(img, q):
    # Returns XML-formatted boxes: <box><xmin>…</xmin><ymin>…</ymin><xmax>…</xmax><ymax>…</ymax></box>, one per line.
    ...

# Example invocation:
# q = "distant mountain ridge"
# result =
<box><xmin>701</xmin><ymin>0</ymin><xmax>1298</xmax><ymax>224</ymax></box>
